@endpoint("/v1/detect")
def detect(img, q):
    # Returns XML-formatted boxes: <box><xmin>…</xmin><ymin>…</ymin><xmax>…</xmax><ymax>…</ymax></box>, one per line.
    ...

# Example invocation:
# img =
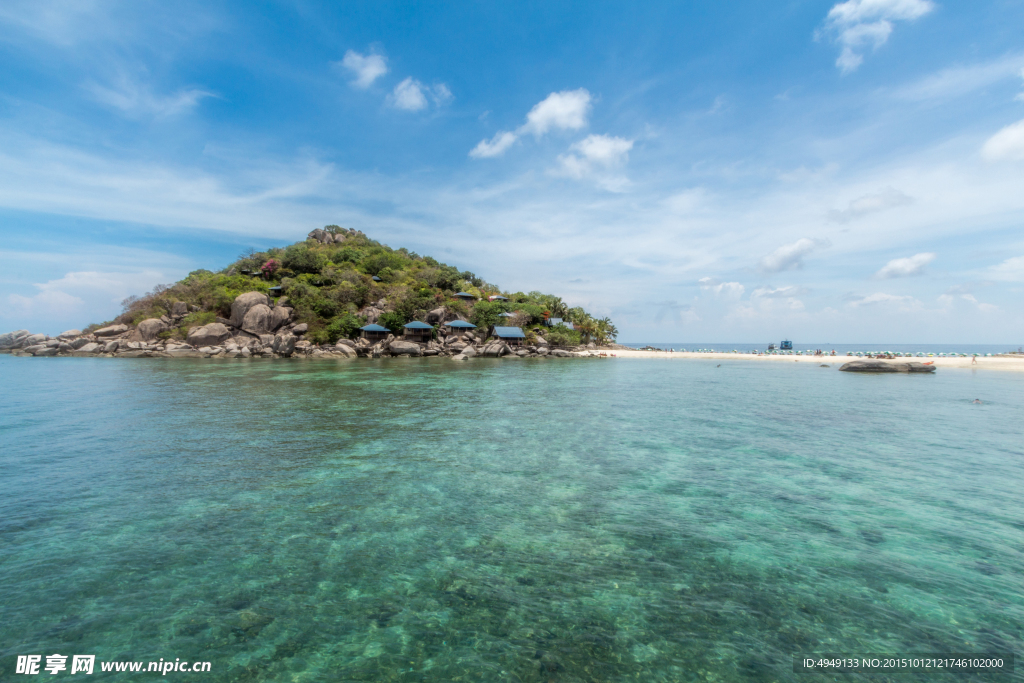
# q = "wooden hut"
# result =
<box><xmin>454</xmin><ymin>292</ymin><xmax>477</xmax><ymax>304</ymax></box>
<box><xmin>445</xmin><ymin>320</ymin><xmax>477</xmax><ymax>338</ymax></box>
<box><xmin>488</xmin><ymin>295</ymin><xmax>509</xmax><ymax>302</ymax></box>
<box><xmin>493</xmin><ymin>326</ymin><xmax>526</xmax><ymax>346</ymax></box>
<box><xmin>359</xmin><ymin>324</ymin><xmax>390</xmax><ymax>342</ymax></box>
<box><xmin>403</xmin><ymin>321</ymin><xmax>434</xmax><ymax>343</ymax></box>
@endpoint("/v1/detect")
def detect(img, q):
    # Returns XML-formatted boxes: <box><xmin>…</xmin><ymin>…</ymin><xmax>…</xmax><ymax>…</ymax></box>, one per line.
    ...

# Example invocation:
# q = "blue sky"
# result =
<box><xmin>2</xmin><ymin>0</ymin><xmax>1023</xmax><ymax>343</ymax></box>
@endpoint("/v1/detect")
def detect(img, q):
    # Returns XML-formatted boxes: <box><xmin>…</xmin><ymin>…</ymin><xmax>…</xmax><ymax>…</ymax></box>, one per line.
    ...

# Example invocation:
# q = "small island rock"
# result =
<box><xmin>839</xmin><ymin>361</ymin><xmax>935</xmax><ymax>373</ymax></box>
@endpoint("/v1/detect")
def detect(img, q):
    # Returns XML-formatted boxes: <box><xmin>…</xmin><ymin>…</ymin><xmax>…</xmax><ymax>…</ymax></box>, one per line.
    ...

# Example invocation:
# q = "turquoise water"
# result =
<box><xmin>1</xmin><ymin>355</ymin><xmax>1022</xmax><ymax>682</ymax></box>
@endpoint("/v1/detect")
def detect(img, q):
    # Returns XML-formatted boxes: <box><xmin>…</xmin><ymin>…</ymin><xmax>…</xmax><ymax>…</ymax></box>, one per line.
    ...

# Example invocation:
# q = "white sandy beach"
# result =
<box><xmin>595</xmin><ymin>349</ymin><xmax>1024</xmax><ymax>372</ymax></box>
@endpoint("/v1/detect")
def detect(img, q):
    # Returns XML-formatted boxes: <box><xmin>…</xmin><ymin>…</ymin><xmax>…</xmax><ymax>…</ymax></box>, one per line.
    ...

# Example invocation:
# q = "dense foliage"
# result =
<box><xmin>110</xmin><ymin>227</ymin><xmax>617</xmax><ymax>345</ymax></box>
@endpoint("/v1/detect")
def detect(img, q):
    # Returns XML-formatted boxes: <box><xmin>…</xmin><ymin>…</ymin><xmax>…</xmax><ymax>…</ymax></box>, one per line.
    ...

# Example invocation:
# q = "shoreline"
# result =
<box><xmin>603</xmin><ymin>348</ymin><xmax>1024</xmax><ymax>371</ymax></box>
<box><xmin>5</xmin><ymin>345</ymin><xmax>1024</xmax><ymax>372</ymax></box>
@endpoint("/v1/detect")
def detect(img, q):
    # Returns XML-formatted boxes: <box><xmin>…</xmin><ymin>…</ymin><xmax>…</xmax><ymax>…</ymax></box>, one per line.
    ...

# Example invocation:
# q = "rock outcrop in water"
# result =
<box><xmin>839</xmin><ymin>361</ymin><xmax>936</xmax><ymax>373</ymax></box>
<box><xmin>2</xmin><ymin>225</ymin><xmax>619</xmax><ymax>361</ymax></box>
<box><xmin>2</xmin><ymin>294</ymin><xmax>605</xmax><ymax>360</ymax></box>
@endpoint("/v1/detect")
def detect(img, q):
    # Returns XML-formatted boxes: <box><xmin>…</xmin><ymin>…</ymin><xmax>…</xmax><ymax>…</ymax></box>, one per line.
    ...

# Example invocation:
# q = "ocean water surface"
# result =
<box><xmin>1</xmin><ymin>354</ymin><xmax>1022</xmax><ymax>682</ymax></box>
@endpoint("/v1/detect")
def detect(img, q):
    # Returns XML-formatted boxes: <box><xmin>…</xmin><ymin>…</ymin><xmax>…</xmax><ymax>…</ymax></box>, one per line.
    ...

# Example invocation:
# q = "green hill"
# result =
<box><xmin>108</xmin><ymin>226</ymin><xmax>617</xmax><ymax>347</ymax></box>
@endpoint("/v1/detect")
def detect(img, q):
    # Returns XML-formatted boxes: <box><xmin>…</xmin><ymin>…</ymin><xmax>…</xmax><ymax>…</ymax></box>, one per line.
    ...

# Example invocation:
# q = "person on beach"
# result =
<box><xmin>972</xmin><ymin>356</ymin><xmax>977</xmax><ymax>364</ymax></box>
<box><xmin>972</xmin><ymin>399</ymin><xmax>982</xmax><ymax>404</ymax></box>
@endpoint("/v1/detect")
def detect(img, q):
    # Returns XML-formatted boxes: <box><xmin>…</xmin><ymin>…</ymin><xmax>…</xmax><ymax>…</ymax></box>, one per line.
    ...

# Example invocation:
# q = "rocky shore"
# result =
<box><xmin>1</xmin><ymin>291</ymin><xmax>603</xmax><ymax>361</ymax></box>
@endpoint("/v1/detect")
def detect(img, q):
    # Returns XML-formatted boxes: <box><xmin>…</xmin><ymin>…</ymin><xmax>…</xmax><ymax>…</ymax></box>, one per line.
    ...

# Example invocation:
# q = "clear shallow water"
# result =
<box><xmin>1</xmin><ymin>355</ymin><xmax>1022</xmax><ymax>682</ymax></box>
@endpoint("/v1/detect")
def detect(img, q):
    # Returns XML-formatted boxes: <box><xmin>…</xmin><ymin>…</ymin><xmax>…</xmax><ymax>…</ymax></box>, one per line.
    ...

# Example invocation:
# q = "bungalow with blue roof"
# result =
<box><xmin>444</xmin><ymin>320</ymin><xmax>476</xmax><ymax>337</ymax></box>
<box><xmin>403</xmin><ymin>321</ymin><xmax>434</xmax><ymax>343</ymax></box>
<box><xmin>359</xmin><ymin>324</ymin><xmax>390</xmax><ymax>342</ymax></box>
<box><xmin>493</xmin><ymin>326</ymin><xmax>526</xmax><ymax>346</ymax></box>
<box><xmin>454</xmin><ymin>292</ymin><xmax>477</xmax><ymax>303</ymax></box>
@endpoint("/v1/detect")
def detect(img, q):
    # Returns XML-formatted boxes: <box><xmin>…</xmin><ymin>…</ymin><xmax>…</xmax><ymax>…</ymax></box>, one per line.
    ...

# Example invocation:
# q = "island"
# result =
<box><xmin>0</xmin><ymin>226</ymin><xmax>620</xmax><ymax>360</ymax></box>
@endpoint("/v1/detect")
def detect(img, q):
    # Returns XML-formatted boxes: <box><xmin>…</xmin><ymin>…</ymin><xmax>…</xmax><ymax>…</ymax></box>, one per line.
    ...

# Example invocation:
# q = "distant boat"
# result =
<box><xmin>780</xmin><ymin>340</ymin><xmax>793</xmax><ymax>350</ymax></box>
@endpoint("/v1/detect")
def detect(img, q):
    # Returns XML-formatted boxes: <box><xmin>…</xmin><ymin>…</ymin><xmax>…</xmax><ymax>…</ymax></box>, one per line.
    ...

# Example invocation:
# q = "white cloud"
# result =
<box><xmin>987</xmin><ymin>255</ymin><xmax>1024</xmax><ymax>282</ymax></box>
<box><xmin>847</xmin><ymin>292</ymin><xmax>921</xmax><ymax>308</ymax></box>
<box><xmin>828</xmin><ymin>187</ymin><xmax>912</xmax><ymax>222</ymax></box>
<box><xmin>390</xmin><ymin>77</ymin><xmax>428</xmax><ymax>111</ymax></box>
<box><xmin>431</xmin><ymin>83</ymin><xmax>453</xmax><ymax>106</ymax></box>
<box><xmin>84</xmin><ymin>75</ymin><xmax>213</xmax><ymax>118</ymax></box>
<box><xmin>759</xmin><ymin>238</ymin><xmax>823</xmax><ymax>273</ymax></box>
<box><xmin>896</xmin><ymin>55</ymin><xmax>1024</xmax><ymax>102</ymax></box>
<box><xmin>337</xmin><ymin>50</ymin><xmax>388</xmax><ymax>89</ymax></box>
<box><xmin>752</xmin><ymin>285</ymin><xmax>810</xmax><ymax>298</ymax></box>
<box><xmin>387</xmin><ymin>78</ymin><xmax>453</xmax><ymax>112</ymax></box>
<box><xmin>823</xmin><ymin>0</ymin><xmax>935</xmax><ymax>74</ymax></box>
<box><xmin>469</xmin><ymin>131</ymin><xmax>518</xmax><ymax>159</ymax></box>
<box><xmin>938</xmin><ymin>292</ymin><xmax>998</xmax><ymax>312</ymax></box>
<box><xmin>875</xmin><ymin>252</ymin><xmax>935</xmax><ymax>278</ymax></box>
<box><xmin>470</xmin><ymin>89</ymin><xmax>592</xmax><ymax>159</ymax></box>
<box><xmin>6</xmin><ymin>270</ymin><xmax>167</xmax><ymax>320</ymax></box>
<box><xmin>982</xmin><ymin>119</ymin><xmax>1024</xmax><ymax>161</ymax></box>
<box><xmin>555</xmin><ymin>134</ymin><xmax>634</xmax><ymax>183</ymax></box>
<box><xmin>699</xmin><ymin>277</ymin><xmax>744</xmax><ymax>297</ymax></box>
<box><xmin>521</xmin><ymin>89</ymin><xmax>592</xmax><ymax>137</ymax></box>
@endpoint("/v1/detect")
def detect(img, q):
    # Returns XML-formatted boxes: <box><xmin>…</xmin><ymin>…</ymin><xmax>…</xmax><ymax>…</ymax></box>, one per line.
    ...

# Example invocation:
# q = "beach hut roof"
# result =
<box><xmin>494</xmin><ymin>326</ymin><xmax>526</xmax><ymax>339</ymax></box>
<box><xmin>360</xmin><ymin>324</ymin><xmax>389</xmax><ymax>332</ymax></box>
<box><xmin>268</xmin><ymin>285</ymin><xmax>283</xmax><ymax>293</ymax></box>
<box><xmin>490</xmin><ymin>295</ymin><xmax>509</xmax><ymax>301</ymax></box>
<box><xmin>403</xmin><ymin>321</ymin><xmax>433</xmax><ymax>329</ymax></box>
<box><xmin>454</xmin><ymin>291</ymin><xmax>476</xmax><ymax>298</ymax></box>
<box><xmin>372</xmin><ymin>275</ymin><xmax>382</xmax><ymax>282</ymax></box>
<box><xmin>498</xmin><ymin>312</ymin><xmax>515</xmax><ymax>317</ymax></box>
<box><xmin>546</xmin><ymin>317</ymin><xmax>563</xmax><ymax>326</ymax></box>
<box><xmin>445</xmin><ymin>320</ymin><xmax>476</xmax><ymax>328</ymax></box>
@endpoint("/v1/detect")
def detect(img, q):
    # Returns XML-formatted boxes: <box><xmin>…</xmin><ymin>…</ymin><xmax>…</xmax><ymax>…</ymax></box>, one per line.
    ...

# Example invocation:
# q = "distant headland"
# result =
<box><xmin>0</xmin><ymin>226</ymin><xmax>620</xmax><ymax>360</ymax></box>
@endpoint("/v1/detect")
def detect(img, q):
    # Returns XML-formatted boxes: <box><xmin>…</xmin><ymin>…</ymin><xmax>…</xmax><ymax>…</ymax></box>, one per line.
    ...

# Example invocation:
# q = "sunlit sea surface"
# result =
<box><xmin>1</xmin><ymin>355</ymin><xmax>1022</xmax><ymax>682</ymax></box>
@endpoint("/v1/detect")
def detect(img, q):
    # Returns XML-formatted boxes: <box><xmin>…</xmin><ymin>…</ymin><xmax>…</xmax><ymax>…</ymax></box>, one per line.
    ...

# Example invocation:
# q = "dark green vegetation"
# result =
<box><xmin>109</xmin><ymin>226</ymin><xmax>617</xmax><ymax>345</ymax></box>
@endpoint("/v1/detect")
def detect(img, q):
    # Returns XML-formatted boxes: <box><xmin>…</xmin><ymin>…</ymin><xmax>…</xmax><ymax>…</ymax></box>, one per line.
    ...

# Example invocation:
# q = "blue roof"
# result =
<box><xmin>371</xmin><ymin>275</ymin><xmax>382</xmax><ymax>281</ymax></box>
<box><xmin>498</xmin><ymin>312</ymin><xmax>514</xmax><ymax>317</ymax></box>
<box><xmin>491</xmin><ymin>296</ymin><xmax>509</xmax><ymax>301</ymax></box>
<box><xmin>546</xmin><ymin>317</ymin><xmax>562</xmax><ymax>326</ymax></box>
<box><xmin>494</xmin><ymin>326</ymin><xmax>526</xmax><ymax>338</ymax></box>
<box><xmin>404</xmin><ymin>321</ymin><xmax>433</xmax><ymax>329</ymax></box>
<box><xmin>360</xmin><ymin>324</ymin><xmax>389</xmax><ymax>332</ymax></box>
<box><xmin>445</xmin><ymin>320</ymin><xmax>476</xmax><ymax>328</ymax></box>
<box><xmin>454</xmin><ymin>291</ymin><xmax>476</xmax><ymax>298</ymax></box>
